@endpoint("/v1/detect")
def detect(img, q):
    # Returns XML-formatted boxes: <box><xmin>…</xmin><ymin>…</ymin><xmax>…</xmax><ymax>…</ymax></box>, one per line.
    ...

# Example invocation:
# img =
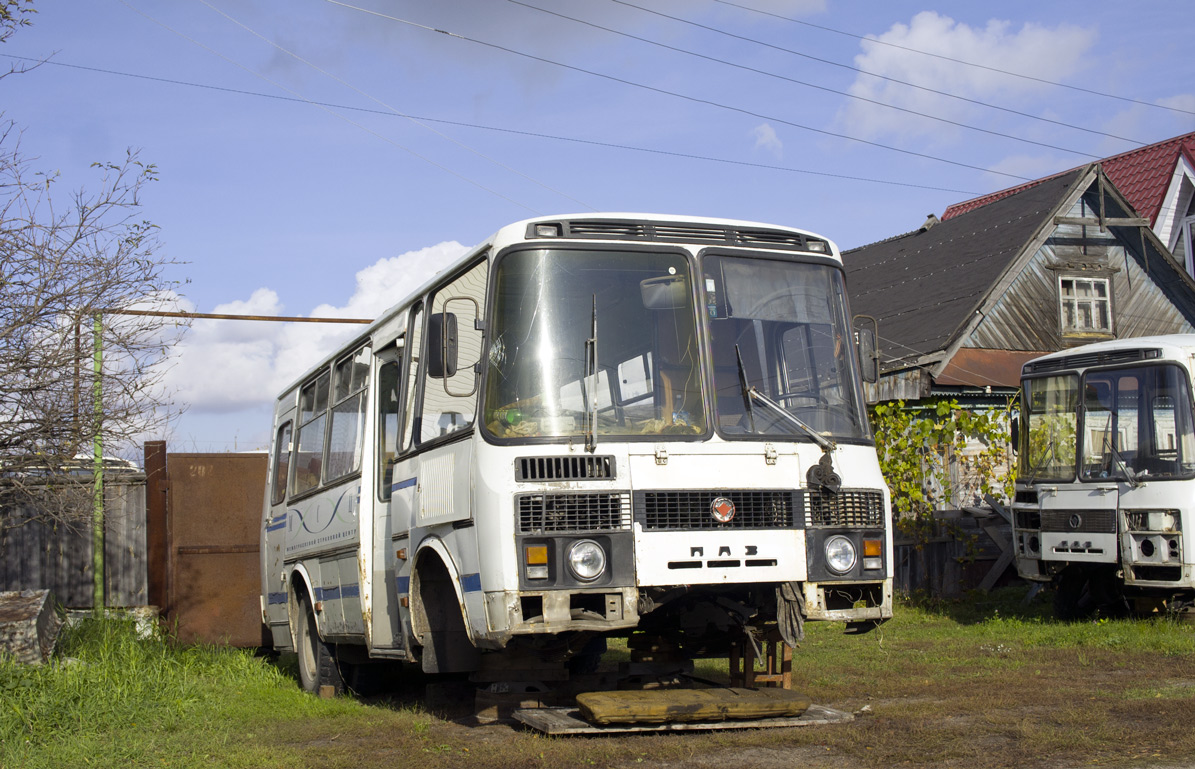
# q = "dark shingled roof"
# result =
<box><xmin>843</xmin><ymin>169</ymin><xmax>1083</xmax><ymax>366</ymax></box>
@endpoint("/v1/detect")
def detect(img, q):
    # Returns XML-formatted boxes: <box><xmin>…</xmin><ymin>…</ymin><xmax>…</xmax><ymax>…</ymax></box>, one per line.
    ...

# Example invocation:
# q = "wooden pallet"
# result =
<box><xmin>512</xmin><ymin>703</ymin><xmax>854</xmax><ymax>735</ymax></box>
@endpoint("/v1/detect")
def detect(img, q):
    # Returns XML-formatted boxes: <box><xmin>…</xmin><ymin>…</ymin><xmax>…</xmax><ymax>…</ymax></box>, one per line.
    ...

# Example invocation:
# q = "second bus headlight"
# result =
<box><xmin>825</xmin><ymin>535</ymin><xmax>857</xmax><ymax>574</ymax></box>
<box><xmin>567</xmin><ymin>540</ymin><xmax>607</xmax><ymax>582</ymax></box>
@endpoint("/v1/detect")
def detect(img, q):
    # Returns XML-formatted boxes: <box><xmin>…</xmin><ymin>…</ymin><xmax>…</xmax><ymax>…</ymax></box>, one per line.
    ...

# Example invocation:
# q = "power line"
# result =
<box><xmin>712</xmin><ymin>0</ymin><xmax>1195</xmax><ymax>117</ymax></box>
<box><xmin>606</xmin><ymin>0</ymin><xmax>1149</xmax><ymax>147</ymax></box>
<box><xmin>323</xmin><ymin>0</ymin><xmax>1037</xmax><ymax>182</ymax></box>
<box><xmin>0</xmin><ymin>54</ymin><xmax>983</xmax><ymax>195</ymax></box>
<box><xmin>194</xmin><ymin>0</ymin><xmax>595</xmax><ymax>213</ymax></box>
<box><xmin>508</xmin><ymin>0</ymin><xmax>1105</xmax><ymax>159</ymax></box>
<box><xmin>116</xmin><ymin>0</ymin><xmax>543</xmax><ymax>215</ymax></box>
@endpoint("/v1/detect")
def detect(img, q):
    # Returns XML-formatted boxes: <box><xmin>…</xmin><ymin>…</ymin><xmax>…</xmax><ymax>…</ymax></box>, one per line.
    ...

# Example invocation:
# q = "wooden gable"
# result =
<box><xmin>849</xmin><ymin>164</ymin><xmax>1195</xmax><ymax>403</ymax></box>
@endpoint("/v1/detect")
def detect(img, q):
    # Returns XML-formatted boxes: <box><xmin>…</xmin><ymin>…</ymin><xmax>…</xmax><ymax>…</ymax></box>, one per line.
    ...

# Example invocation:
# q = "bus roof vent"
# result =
<box><xmin>516</xmin><ymin>455</ymin><xmax>616</xmax><ymax>482</ymax></box>
<box><xmin>1023</xmin><ymin>347</ymin><xmax>1159</xmax><ymax>375</ymax></box>
<box><xmin>527</xmin><ymin>219</ymin><xmax>825</xmax><ymax>253</ymax></box>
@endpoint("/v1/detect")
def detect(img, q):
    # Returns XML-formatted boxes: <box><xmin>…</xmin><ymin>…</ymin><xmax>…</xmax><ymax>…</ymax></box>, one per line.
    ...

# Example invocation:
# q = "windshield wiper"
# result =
<box><xmin>584</xmin><ymin>295</ymin><xmax>598</xmax><ymax>454</ymax></box>
<box><xmin>734</xmin><ymin>347</ymin><xmax>839</xmax><ymax>492</ymax></box>
<box><xmin>1101</xmin><ymin>433</ymin><xmax>1141</xmax><ymax>488</ymax></box>
<box><xmin>1025</xmin><ymin>442</ymin><xmax>1056</xmax><ymax>486</ymax></box>
<box><xmin>734</xmin><ymin>345</ymin><xmax>756</xmax><ymax>434</ymax></box>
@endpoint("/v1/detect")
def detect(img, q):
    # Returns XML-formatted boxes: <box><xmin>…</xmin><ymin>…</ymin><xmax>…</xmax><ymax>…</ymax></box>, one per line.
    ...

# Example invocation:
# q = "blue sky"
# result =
<box><xmin>3</xmin><ymin>0</ymin><xmax>1193</xmax><ymax>452</ymax></box>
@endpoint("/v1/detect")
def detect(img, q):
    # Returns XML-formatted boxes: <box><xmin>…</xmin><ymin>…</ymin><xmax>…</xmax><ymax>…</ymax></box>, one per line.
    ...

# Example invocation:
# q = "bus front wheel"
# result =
<box><xmin>296</xmin><ymin>592</ymin><xmax>344</xmax><ymax>695</ymax></box>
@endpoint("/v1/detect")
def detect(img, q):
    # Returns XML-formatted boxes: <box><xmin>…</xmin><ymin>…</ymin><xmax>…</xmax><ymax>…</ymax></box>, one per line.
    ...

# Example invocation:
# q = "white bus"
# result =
<box><xmin>260</xmin><ymin>214</ymin><xmax>894</xmax><ymax>693</ymax></box>
<box><xmin>1014</xmin><ymin>335</ymin><xmax>1195</xmax><ymax>618</ymax></box>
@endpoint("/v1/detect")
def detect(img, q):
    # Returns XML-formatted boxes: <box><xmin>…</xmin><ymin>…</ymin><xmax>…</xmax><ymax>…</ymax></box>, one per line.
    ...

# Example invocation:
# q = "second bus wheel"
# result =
<box><xmin>296</xmin><ymin>592</ymin><xmax>344</xmax><ymax>696</ymax></box>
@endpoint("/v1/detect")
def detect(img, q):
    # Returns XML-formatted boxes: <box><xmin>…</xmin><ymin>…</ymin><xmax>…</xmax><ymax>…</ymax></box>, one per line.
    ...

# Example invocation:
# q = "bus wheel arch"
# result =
<box><xmin>410</xmin><ymin>545</ymin><xmax>480</xmax><ymax>674</ymax></box>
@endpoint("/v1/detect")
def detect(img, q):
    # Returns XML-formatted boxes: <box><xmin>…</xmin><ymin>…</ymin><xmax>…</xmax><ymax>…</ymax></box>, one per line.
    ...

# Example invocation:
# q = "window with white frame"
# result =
<box><xmin>1058</xmin><ymin>276</ymin><xmax>1112</xmax><ymax>335</ymax></box>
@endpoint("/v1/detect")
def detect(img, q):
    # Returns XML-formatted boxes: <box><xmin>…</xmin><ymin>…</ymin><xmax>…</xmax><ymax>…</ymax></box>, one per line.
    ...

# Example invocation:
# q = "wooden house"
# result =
<box><xmin>845</xmin><ymin>161</ymin><xmax>1195</xmax><ymax>405</ymax></box>
<box><xmin>944</xmin><ymin>132</ymin><xmax>1195</xmax><ymax>277</ymax></box>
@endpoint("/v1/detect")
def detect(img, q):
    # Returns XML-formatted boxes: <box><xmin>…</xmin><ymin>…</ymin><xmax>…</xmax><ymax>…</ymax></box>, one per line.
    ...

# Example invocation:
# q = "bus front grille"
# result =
<box><xmin>1040</xmin><ymin>509</ymin><xmax>1116</xmax><ymax>533</ymax></box>
<box><xmin>635</xmin><ymin>490</ymin><xmax>799</xmax><ymax>530</ymax></box>
<box><xmin>517</xmin><ymin>492</ymin><xmax>632</xmax><ymax>533</ymax></box>
<box><xmin>806</xmin><ymin>488</ymin><xmax>885</xmax><ymax>528</ymax></box>
<box><xmin>516</xmin><ymin>455</ymin><xmax>615</xmax><ymax>482</ymax></box>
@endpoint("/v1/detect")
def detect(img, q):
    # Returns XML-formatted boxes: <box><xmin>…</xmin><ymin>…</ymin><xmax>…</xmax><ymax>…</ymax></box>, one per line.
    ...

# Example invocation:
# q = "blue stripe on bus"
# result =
<box><xmin>266</xmin><ymin>521</ymin><xmax>286</xmax><ymax>532</ymax></box>
<box><xmin>313</xmin><ymin>585</ymin><xmax>358</xmax><ymax>601</ymax></box>
<box><xmin>396</xmin><ymin>576</ymin><xmax>410</xmax><ymax>594</ymax></box>
<box><xmin>392</xmin><ymin>477</ymin><xmax>417</xmax><ymax>492</ymax></box>
<box><xmin>267</xmin><ymin>592</ymin><xmax>287</xmax><ymax>605</ymax></box>
<box><xmin>461</xmin><ymin>573</ymin><xmax>482</xmax><ymax>593</ymax></box>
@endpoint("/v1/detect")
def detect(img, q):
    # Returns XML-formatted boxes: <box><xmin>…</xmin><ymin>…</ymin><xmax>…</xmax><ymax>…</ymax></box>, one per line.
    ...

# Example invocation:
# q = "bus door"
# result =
<box><xmin>370</xmin><ymin>340</ymin><xmax>409</xmax><ymax>654</ymax></box>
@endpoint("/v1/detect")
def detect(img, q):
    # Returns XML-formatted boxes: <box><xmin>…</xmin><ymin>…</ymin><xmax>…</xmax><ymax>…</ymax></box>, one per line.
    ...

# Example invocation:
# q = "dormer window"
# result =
<box><xmin>1059</xmin><ymin>276</ymin><xmax>1112</xmax><ymax>336</ymax></box>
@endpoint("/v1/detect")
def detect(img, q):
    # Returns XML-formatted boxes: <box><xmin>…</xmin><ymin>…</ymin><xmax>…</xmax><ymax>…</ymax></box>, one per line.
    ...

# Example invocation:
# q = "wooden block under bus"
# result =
<box><xmin>576</xmin><ymin>687</ymin><xmax>812</xmax><ymax>725</ymax></box>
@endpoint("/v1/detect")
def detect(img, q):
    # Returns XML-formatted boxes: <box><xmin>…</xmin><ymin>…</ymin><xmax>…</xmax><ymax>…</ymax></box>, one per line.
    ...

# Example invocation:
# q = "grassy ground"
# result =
<box><xmin>4</xmin><ymin>588</ymin><xmax>1195</xmax><ymax>769</ymax></box>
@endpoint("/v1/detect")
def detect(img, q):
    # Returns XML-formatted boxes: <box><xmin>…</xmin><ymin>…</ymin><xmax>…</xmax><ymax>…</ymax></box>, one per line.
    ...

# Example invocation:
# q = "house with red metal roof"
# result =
<box><xmin>943</xmin><ymin>132</ymin><xmax>1195</xmax><ymax>274</ymax></box>
<box><xmin>844</xmin><ymin>147</ymin><xmax>1195</xmax><ymax>405</ymax></box>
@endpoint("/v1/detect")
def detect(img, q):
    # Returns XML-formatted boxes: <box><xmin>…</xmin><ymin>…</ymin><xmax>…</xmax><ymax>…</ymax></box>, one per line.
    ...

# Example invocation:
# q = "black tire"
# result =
<box><xmin>296</xmin><ymin>592</ymin><xmax>344</xmax><ymax>695</ymax></box>
<box><xmin>1053</xmin><ymin>565</ymin><xmax>1126</xmax><ymax>621</ymax></box>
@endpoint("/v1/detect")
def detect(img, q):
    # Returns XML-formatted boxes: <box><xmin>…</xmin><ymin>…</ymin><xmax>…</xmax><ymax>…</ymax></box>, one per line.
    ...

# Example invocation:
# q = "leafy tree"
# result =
<box><xmin>1</xmin><ymin>2</ymin><xmax>184</xmax><ymax>529</ymax></box>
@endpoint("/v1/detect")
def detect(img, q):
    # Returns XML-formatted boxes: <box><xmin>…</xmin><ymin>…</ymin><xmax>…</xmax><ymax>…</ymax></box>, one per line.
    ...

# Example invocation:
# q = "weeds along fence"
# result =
<box><xmin>894</xmin><ymin>507</ymin><xmax>1016</xmax><ymax>597</ymax></box>
<box><xmin>0</xmin><ymin>475</ymin><xmax>148</xmax><ymax>609</ymax></box>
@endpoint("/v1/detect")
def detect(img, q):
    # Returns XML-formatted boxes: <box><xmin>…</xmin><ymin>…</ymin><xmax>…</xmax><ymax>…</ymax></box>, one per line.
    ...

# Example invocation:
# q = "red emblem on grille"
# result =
<box><xmin>710</xmin><ymin>497</ymin><xmax>736</xmax><ymax>523</ymax></box>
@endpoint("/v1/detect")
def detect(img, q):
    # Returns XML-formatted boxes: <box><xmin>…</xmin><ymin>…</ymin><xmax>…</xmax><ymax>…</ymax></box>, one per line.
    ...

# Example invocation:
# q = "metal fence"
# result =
<box><xmin>0</xmin><ymin>476</ymin><xmax>148</xmax><ymax>609</ymax></box>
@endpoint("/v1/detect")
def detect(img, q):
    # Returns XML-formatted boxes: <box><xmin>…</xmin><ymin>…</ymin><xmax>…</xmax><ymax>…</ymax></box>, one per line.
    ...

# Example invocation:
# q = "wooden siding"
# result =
<box><xmin>0</xmin><ymin>477</ymin><xmax>147</xmax><ymax>609</ymax></box>
<box><xmin>969</xmin><ymin>197</ymin><xmax>1194</xmax><ymax>352</ymax></box>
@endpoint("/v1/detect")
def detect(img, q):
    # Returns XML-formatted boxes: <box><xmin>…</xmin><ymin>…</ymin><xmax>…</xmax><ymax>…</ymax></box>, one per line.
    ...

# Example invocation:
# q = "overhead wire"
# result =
<box><xmin>322</xmin><ymin>0</ymin><xmax>1039</xmax><ymax>182</ymax></box>
<box><xmin>606</xmin><ymin>0</ymin><xmax>1150</xmax><ymax>147</ymax></box>
<box><xmin>507</xmin><ymin>0</ymin><xmax>1107</xmax><ymax>159</ymax></box>
<box><xmin>0</xmin><ymin>53</ymin><xmax>984</xmax><ymax>196</ymax></box>
<box><xmin>193</xmin><ymin>0</ymin><xmax>595</xmax><ymax>213</ymax></box>
<box><xmin>115</xmin><ymin>0</ymin><xmax>543</xmax><ymax>215</ymax></box>
<box><xmin>712</xmin><ymin>0</ymin><xmax>1195</xmax><ymax>117</ymax></box>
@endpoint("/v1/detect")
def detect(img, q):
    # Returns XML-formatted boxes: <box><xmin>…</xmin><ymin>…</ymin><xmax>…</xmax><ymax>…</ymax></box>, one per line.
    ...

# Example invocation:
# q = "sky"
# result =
<box><xmin>2</xmin><ymin>0</ymin><xmax>1193</xmax><ymax>454</ymax></box>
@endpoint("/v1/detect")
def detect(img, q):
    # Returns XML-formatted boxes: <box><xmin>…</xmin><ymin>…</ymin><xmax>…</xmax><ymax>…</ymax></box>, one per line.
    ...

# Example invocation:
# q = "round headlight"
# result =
<box><xmin>567</xmin><ymin>539</ymin><xmax>607</xmax><ymax>582</ymax></box>
<box><xmin>825</xmin><ymin>535</ymin><xmax>857</xmax><ymax>574</ymax></box>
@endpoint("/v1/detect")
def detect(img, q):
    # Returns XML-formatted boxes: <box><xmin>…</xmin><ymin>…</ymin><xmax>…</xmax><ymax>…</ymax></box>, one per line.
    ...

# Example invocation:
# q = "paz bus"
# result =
<box><xmin>1014</xmin><ymin>335</ymin><xmax>1195</xmax><ymax>618</ymax></box>
<box><xmin>260</xmin><ymin>213</ymin><xmax>894</xmax><ymax>693</ymax></box>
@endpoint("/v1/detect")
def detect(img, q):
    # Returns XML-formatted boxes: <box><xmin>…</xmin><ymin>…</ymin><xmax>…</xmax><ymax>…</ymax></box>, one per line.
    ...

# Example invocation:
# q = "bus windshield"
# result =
<box><xmin>484</xmin><ymin>248</ymin><xmax>706</xmax><ymax>440</ymax></box>
<box><xmin>1078</xmin><ymin>364</ymin><xmax>1195</xmax><ymax>481</ymax></box>
<box><xmin>1021</xmin><ymin>374</ymin><xmax>1080</xmax><ymax>481</ymax></box>
<box><xmin>704</xmin><ymin>254</ymin><xmax>869</xmax><ymax>441</ymax></box>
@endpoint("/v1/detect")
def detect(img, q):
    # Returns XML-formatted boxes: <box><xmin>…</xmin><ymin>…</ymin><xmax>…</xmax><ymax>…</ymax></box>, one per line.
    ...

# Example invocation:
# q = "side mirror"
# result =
<box><xmin>427</xmin><ymin>312</ymin><xmax>458</xmax><ymax>378</ymax></box>
<box><xmin>853</xmin><ymin>315</ymin><xmax>879</xmax><ymax>384</ymax></box>
<box><xmin>1010</xmin><ymin>416</ymin><xmax>1020</xmax><ymax>451</ymax></box>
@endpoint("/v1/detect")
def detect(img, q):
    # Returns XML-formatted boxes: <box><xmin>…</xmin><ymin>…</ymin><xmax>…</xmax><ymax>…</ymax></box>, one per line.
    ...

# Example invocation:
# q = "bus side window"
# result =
<box><xmin>378</xmin><ymin>358</ymin><xmax>401</xmax><ymax>500</ymax></box>
<box><xmin>421</xmin><ymin>259</ymin><xmax>489</xmax><ymax>443</ymax></box>
<box><xmin>402</xmin><ymin>305</ymin><xmax>423</xmax><ymax>452</ymax></box>
<box><xmin>325</xmin><ymin>346</ymin><xmax>370</xmax><ymax>482</ymax></box>
<box><xmin>271</xmin><ymin>421</ymin><xmax>292</xmax><ymax>506</ymax></box>
<box><xmin>292</xmin><ymin>371</ymin><xmax>330</xmax><ymax>496</ymax></box>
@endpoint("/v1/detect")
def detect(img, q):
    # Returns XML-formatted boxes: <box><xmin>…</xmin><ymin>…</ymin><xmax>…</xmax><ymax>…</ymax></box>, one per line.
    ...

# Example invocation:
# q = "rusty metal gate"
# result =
<box><xmin>159</xmin><ymin>452</ymin><xmax>267</xmax><ymax>647</ymax></box>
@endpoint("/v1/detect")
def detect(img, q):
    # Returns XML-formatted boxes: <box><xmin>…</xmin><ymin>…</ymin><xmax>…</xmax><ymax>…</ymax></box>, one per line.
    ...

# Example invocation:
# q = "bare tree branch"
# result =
<box><xmin>0</xmin><ymin>122</ymin><xmax>187</xmax><ymax>529</ymax></box>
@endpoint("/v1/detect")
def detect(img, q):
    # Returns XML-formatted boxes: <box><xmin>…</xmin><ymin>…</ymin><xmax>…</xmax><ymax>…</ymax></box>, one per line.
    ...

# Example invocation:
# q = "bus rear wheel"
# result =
<box><xmin>296</xmin><ymin>592</ymin><xmax>344</xmax><ymax>695</ymax></box>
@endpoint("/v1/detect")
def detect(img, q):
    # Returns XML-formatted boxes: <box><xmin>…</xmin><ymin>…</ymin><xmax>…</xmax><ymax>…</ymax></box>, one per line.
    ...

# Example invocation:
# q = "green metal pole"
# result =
<box><xmin>93</xmin><ymin>313</ymin><xmax>104</xmax><ymax>617</ymax></box>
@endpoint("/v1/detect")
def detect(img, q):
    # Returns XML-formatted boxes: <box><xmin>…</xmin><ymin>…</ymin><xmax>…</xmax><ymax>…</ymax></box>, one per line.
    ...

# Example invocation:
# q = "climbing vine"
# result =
<box><xmin>869</xmin><ymin>398</ymin><xmax>1016</xmax><ymax>542</ymax></box>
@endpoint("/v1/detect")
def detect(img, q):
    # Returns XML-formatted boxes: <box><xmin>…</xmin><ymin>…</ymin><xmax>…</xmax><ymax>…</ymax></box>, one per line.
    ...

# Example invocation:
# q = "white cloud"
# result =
<box><xmin>837</xmin><ymin>12</ymin><xmax>1096</xmax><ymax>143</ymax></box>
<box><xmin>751</xmin><ymin>123</ymin><xmax>783</xmax><ymax>158</ymax></box>
<box><xmin>160</xmin><ymin>241</ymin><xmax>467</xmax><ymax>418</ymax></box>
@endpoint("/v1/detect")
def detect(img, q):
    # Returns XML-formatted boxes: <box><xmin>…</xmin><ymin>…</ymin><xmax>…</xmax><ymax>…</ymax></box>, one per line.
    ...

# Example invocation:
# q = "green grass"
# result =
<box><xmin>0</xmin><ymin>615</ymin><xmax>360</xmax><ymax>769</ymax></box>
<box><xmin>5</xmin><ymin>589</ymin><xmax>1195</xmax><ymax>768</ymax></box>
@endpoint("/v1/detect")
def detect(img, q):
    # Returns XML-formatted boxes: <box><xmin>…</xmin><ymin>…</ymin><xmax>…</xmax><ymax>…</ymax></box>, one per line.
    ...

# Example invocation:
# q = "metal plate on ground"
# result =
<box><xmin>512</xmin><ymin>703</ymin><xmax>854</xmax><ymax>735</ymax></box>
